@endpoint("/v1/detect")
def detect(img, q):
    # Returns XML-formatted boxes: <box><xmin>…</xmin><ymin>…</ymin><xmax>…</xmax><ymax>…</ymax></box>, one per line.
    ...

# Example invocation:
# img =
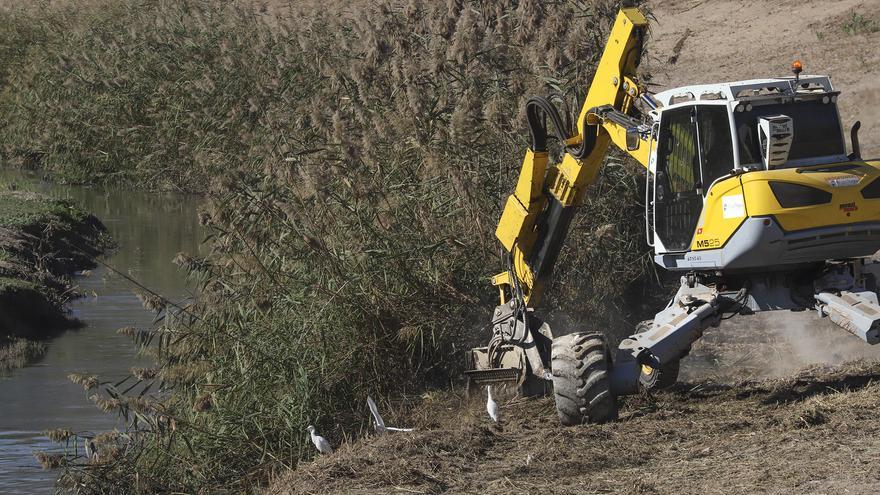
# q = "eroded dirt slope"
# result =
<box><xmin>646</xmin><ymin>0</ymin><xmax>880</xmax><ymax>158</ymax></box>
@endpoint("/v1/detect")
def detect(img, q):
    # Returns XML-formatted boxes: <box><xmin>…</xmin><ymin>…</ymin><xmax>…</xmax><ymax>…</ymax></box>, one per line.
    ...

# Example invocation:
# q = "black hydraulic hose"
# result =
<box><xmin>526</xmin><ymin>96</ymin><xmax>598</xmax><ymax>159</ymax></box>
<box><xmin>526</xmin><ymin>96</ymin><xmax>568</xmax><ymax>152</ymax></box>
<box><xmin>502</xmin><ymin>249</ymin><xmax>530</xmax><ymax>346</ymax></box>
<box><xmin>719</xmin><ymin>286</ymin><xmax>750</xmax><ymax>320</ymax></box>
<box><xmin>569</xmin><ymin>113</ymin><xmax>598</xmax><ymax>159</ymax></box>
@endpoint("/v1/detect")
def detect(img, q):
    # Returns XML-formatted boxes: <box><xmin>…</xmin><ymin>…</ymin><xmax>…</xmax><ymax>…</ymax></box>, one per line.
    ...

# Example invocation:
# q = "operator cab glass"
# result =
<box><xmin>654</xmin><ymin>103</ymin><xmax>734</xmax><ymax>252</ymax></box>
<box><xmin>734</xmin><ymin>96</ymin><xmax>845</xmax><ymax>168</ymax></box>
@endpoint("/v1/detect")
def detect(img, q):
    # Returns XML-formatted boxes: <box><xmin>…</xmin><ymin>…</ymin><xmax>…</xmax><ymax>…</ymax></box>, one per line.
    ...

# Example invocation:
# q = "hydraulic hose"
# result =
<box><xmin>525</xmin><ymin>96</ymin><xmax>598</xmax><ymax>159</ymax></box>
<box><xmin>525</xmin><ymin>96</ymin><xmax>569</xmax><ymax>153</ymax></box>
<box><xmin>568</xmin><ymin>113</ymin><xmax>598</xmax><ymax>160</ymax></box>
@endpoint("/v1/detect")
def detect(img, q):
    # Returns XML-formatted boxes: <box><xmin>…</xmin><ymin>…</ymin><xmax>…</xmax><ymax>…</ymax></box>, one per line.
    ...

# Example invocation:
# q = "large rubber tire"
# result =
<box><xmin>551</xmin><ymin>332</ymin><xmax>618</xmax><ymax>426</ymax></box>
<box><xmin>635</xmin><ymin>320</ymin><xmax>680</xmax><ymax>390</ymax></box>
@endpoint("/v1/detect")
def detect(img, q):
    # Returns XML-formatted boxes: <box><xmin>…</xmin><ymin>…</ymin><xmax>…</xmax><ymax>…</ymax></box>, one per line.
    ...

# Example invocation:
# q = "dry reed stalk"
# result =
<box><xmin>14</xmin><ymin>1</ymin><xmax>660</xmax><ymax>492</ymax></box>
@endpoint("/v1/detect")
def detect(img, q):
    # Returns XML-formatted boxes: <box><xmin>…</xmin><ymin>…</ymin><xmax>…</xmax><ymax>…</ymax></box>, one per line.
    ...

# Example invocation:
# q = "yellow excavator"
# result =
<box><xmin>466</xmin><ymin>8</ymin><xmax>880</xmax><ymax>425</ymax></box>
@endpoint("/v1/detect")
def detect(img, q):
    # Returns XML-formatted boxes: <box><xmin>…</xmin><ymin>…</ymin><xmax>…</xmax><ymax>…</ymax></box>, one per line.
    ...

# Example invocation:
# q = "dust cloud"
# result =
<box><xmin>681</xmin><ymin>310</ymin><xmax>880</xmax><ymax>382</ymax></box>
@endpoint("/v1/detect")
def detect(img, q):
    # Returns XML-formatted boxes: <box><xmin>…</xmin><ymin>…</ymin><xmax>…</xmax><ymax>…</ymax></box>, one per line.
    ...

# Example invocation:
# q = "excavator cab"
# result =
<box><xmin>466</xmin><ymin>7</ymin><xmax>880</xmax><ymax>426</ymax></box>
<box><xmin>646</xmin><ymin>78</ymin><xmax>877</xmax><ymax>272</ymax></box>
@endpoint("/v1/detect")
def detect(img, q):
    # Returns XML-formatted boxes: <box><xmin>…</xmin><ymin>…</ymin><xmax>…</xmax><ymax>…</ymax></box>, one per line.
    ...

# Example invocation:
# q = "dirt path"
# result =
<box><xmin>645</xmin><ymin>0</ymin><xmax>880</xmax><ymax>158</ymax></box>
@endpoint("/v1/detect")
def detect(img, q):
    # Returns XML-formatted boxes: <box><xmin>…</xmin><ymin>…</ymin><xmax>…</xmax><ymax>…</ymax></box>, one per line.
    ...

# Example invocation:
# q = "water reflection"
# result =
<box><xmin>0</xmin><ymin>170</ymin><xmax>204</xmax><ymax>493</ymax></box>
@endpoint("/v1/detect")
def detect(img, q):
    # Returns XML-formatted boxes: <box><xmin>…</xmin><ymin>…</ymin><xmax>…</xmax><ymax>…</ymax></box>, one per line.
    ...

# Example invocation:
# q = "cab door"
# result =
<box><xmin>654</xmin><ymin>105</ymin><xmax>703</xmax><ymax>252</ymax></box>
<box><xmin>653</xmin><ymin>104</ymin><xmax>735</xmax><ymax>253</ymax></box>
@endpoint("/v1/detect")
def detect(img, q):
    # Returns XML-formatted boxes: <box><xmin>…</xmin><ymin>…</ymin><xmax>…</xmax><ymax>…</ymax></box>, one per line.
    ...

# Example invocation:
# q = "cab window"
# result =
<box><xmin>697</xmin><ymin>105</ymin><xmax>734</xmax><ymax>188</ymax></box>
<box><xmin>735</xmin><ymin>99</ymin><xmax>844</xmax><ymax>166</ymax></box>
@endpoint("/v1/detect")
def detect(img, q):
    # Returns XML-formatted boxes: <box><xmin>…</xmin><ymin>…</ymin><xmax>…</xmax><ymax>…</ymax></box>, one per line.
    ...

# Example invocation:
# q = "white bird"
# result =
<box><xmin>486</xmin><ymin>385</ymin><xmax>499</xmax><ymax>423</ymax></box>
<box><xmin>366</xmin><ymin>396</ymin><xmax>414</xmax><ymax>434</ymax></box>
<box><xmin>306</xmin><ymin>425</ymin><xmax>332</xmax><ymax>454</ymax></box>
<box><xmin>83</xmin><ymin>437</ymin><xmax>98</xmax><ymax>461</ymax></box>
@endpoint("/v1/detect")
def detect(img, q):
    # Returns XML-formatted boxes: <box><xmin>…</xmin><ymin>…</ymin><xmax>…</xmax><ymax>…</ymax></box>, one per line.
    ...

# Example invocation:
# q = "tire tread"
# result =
<box><xmin>551</xmin><ymin>332</ymin><xmax>618</xmax><ymax>425</ymax></box>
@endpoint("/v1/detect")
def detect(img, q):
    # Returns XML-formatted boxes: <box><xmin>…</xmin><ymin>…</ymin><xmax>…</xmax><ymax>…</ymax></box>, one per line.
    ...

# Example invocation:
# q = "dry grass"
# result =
<box><xmin>0</xmin><ymin>336</ymin><xmax>46</xmax><ymax>371</ymax></box>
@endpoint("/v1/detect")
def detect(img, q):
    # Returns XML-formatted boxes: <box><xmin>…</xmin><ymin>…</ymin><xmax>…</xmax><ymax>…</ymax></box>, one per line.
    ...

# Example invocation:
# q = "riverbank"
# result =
<box><xmin>0</xmin><ymin>190</ymin><xmax>110</xmax><ymax>370</ymax></box>
<box><xmin>0</xmin><ymin>175</ymin><xmax>204</xmax><ymax>493</ymax></box>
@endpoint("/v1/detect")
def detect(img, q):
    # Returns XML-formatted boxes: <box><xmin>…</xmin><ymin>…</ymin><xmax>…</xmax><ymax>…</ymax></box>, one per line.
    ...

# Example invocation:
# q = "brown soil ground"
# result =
<box><xmin>271</xmin><ymin>363</ymin><xmax>880</xmax><ymax>495</ymax></box>
<box><xmin>269</xmin><ymin>2</ymin><xmax>880</xmax><ymax>494</ymax></box>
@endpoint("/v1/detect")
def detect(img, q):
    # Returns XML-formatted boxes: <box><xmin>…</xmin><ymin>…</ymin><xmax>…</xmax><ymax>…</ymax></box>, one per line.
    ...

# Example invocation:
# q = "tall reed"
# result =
<box><xmin>0</xmin><ymin>1</ymin><xmax>660</xmax><ymax>492</ymax></box>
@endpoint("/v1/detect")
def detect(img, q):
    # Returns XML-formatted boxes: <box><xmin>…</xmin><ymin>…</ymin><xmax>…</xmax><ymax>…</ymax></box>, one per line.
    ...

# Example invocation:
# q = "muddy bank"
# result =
<box><xmin>270</xmin><ymin>362</ymin><xmax>880</xmax><ymax>495</ymax></box>
<box><xmin>0</xmin><ymin>190</ymin><xmax>110</xmax><ymax>370</ymax></box>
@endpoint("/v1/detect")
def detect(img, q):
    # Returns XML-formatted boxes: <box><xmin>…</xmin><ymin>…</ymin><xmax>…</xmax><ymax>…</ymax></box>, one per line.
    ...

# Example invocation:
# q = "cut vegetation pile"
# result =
<box><xmin>0</xmin><ymin>0</ymin><xmax>664</xmax><ymax>492</ymax></box>
<box><xmin>0</xmin><ymin>189</ymin><xmax>109</xmax><ymax>370</ymax></box>
<box><xmin>268</xmin><ymin>362</ymin><xmax>880</xmax><ymax>494</ymax></box>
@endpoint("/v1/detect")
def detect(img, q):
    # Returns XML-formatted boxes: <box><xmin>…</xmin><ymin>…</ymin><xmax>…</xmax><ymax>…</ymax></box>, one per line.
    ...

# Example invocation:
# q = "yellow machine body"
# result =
<box><xmin>693</xmin><ymin>161</ymin><xmax>880</xmax><ymax>251</ymax></box>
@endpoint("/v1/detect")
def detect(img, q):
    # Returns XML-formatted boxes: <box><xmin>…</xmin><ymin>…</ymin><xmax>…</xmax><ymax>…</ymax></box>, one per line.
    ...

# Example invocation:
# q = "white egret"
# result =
<box><xmin>306</xmin><ymin>425</ymin><xmax>332</xmax><ymax>454</ymax></box>
<box><xmin>366</xmin><ymin>396</ymin><xmax>414</xmax><ymax>434</ymax></box>
<box><xmin>486</xmin><ymin>385</ymin><xmax>499</xmax><ymax>423</ymax></box>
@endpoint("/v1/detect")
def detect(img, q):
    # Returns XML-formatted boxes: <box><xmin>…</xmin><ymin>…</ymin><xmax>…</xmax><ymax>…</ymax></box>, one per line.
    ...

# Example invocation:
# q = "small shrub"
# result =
<box><xmin>841</xmin><ymin>11</ymin><xmax>880</xmax><ymax>35</ymax></box>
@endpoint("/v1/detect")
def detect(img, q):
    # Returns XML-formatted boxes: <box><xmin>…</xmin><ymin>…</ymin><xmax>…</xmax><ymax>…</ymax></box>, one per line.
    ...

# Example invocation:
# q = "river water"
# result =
<box><xmin>0</xmin><ymin>171</ymin><xmax>203</xmax><ymax>493</ymax></box>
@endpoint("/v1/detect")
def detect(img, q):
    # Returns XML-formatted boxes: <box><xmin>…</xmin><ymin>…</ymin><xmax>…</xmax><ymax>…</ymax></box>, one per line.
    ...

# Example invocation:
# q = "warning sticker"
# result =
<box><xmin>722</xmin><ymin>194</ymin><xmax>746</xmax><ymax>219</ymax></box>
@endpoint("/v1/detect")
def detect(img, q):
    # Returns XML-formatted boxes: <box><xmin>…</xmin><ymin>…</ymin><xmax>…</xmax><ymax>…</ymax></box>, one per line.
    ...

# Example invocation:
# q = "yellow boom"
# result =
<box><xmin>493</xmin><ymin>8</ymin><xmax>649</xmax><ymax>307</ymax></box>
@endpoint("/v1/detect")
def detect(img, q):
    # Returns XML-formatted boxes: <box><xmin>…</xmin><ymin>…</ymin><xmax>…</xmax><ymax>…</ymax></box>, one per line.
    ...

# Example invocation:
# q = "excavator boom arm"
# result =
<box><xmin>493</xmin><ymin>8</ymin><xmax>650</xmax><ymax>307</ymax></box>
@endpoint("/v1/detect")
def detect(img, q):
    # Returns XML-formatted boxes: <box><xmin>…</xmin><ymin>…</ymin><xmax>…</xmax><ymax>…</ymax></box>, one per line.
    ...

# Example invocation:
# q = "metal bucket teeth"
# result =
<box><xmin>464</xmin><ymin>367</ymin><xmax>522</xmax><ymax>399</ymax></box>
<box><xmin>464</xmin><ymin>366</ymin><xmax>521</xmax><ymax>385</ymax></box>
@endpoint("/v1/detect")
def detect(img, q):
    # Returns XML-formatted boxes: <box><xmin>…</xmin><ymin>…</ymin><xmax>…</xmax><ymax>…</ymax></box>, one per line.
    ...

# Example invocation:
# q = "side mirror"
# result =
<box><xmin>757</xmin><ymin>115</ymin><xmax>793</xmax><ymax>169</ymax></box>
<box><xmin>626</xmin><ymin>127</ymin><xmax>641</xmax><ymax>151</ymax></box>
<box><xmin>849</xmin><ymin>121</ymin><xmax>862</xmax><ymax>161</ymax></box>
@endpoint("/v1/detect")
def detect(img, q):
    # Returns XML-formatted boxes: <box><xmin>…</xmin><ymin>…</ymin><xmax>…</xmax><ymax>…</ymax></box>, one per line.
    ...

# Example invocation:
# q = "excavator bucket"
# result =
<box><xmin>464</xmin><ymin>344</ymin><xmax>524</xmax><ymax>398</ymax></box>
<box><xmin>465</xmin><ymin>303</ymin><xmax>554</xmax><ymax>398</ymax></box>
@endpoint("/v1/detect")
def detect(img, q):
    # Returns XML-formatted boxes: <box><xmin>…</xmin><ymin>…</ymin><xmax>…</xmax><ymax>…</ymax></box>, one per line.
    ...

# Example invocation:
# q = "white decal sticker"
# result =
<box><xmin>722</xmin><ymin>194</ymin><xmax>745</xmax><ymax>219</ymax></box>
<box><xmin>827</xmin><ymin>175</ymin><xmax>859</xmax><ymax>188</ymax></box>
